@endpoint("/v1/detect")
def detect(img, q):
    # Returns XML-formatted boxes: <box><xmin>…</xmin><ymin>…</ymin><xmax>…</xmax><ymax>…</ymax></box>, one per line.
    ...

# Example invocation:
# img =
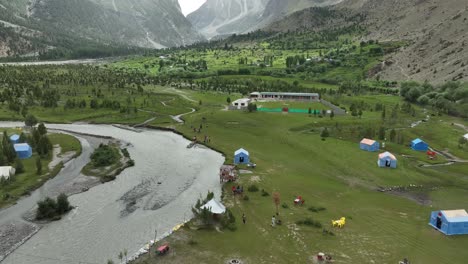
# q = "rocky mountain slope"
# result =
<box><xmin>265</xmin><ymin>0</ymin><xmax>468</xmax><ymax>83</ymax></box>
<box><xmin>0</xmin><ymin>0</ymin><xmax>203</xmax><ymax>58</ymax></box>
<box><xmin>188</xmin><ymin>0</ymin><xmax>343</xmax><ymax>39</ymax></box>
<box><xmin>187</xmin><ymin>0</ymin><xmax>269</xmax><ymax>39</ymax></box>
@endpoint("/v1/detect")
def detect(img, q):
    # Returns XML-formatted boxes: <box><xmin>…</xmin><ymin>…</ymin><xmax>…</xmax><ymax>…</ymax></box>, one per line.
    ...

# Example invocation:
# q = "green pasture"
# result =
<box><xmin>134</xmin><ymin>90</ymin><xmax>468</xmax><ymax>264</ymax></box>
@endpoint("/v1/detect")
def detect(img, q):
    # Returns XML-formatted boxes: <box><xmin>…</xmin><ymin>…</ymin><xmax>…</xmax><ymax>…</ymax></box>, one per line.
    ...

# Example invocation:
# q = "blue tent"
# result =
<box><xmin>10</xmin><ymin>134</ymin><xmax>20</xmax><ymax>144</ymax></box>
<box><xmin>234</xmin><ymin>148</ymin><xmax>250</xmax><ymax>165</ymax></box>
<box><xmin>429</xmin><ymin>210</ymin><xmax>468</xmax><ymax>235</ymax></box>
<box><xmin>411</xmin><ymin>138</ymin><xmax>428</xmax><ymax>151</ymax></box>
<box><xmin>378</xmin><ymin>152</ymin><xmax>397</xmax><ymax>168</ymax></box>
<box><xmin>14</xmin><ymin>143</ymin><xmax>32</xmax><ymax>159</ymax></box>
<box><xmin>360</xmin><ymin>138</ymin><xmax>380</xmax><ymax>152</ymax></box>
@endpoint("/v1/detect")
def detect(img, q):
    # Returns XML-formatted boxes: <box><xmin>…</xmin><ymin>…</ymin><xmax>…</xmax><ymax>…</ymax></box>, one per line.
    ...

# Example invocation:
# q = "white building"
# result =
<box><xmin>250</xmin><ymin>92</ymin><xmax>320</xmax><ymax>101</ymax></box>
<box><xmin>0</xmin><ymin>166</ymin><xmax>15</xmax><ymax>180</ymax></box>
<box><xmin>231</xmin><ymin>98</ymin><xmax>251</xmax><ymax>110</ymax></box>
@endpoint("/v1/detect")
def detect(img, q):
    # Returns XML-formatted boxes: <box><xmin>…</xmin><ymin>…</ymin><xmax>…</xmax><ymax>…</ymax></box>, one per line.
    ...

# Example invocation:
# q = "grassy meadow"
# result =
<box><xmin>131</xmin><ymin>87</ymin><xmax>468</xmax><ymax>264</ymax></box>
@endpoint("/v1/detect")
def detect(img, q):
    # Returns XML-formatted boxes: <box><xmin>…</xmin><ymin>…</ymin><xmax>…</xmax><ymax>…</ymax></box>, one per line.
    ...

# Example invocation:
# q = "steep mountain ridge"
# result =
<box><xmin>0</xmin><ymin>0</ymin><xmax>203</xmax><ymax>58</ymax></box>
<box><xmin>188</xmin><ymin>0</ymin><xmax>343</xmax><ymax>39</ymax></box>
<box><xmin>187</xmin><ymin>0</ymin><xmax>269</xmax><ymax>39</ymax></box>
<box><xmin>265</xmin><ymin>0</ymin><xmax>468</xmax><ymax>83</ymax></box>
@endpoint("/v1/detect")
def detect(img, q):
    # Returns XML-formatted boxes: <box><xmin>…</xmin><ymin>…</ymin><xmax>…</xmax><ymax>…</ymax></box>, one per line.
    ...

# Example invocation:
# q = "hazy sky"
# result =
<box><xmin>178</xmin><ymin>0</ymin><xmax>206</xmax><ymax>16</ymax></box>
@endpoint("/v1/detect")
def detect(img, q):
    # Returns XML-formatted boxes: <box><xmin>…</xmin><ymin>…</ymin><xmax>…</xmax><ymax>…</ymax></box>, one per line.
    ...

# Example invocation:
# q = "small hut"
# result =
<box><xmin>378</xmin><ymin>152</ymin><xmax>397</xmax><ymax>168</ymax></box>
<box><xmin>10</xmin><ymin>134</ymin><xmax>20</xmax><ymax>144</ymax></box>
<box><xmin>219</xmin><ymin>165</ymin><xmax>237</xmax><ymax>182</ymax></box>
<box><xmin>200</xmin><ymin>199</ymin><xmax>226</xmax><ymax>215</ymax></box>
<box><xmin>429</xmin><ymin>210</ymin><xmax>468</xmax><ymax>235</ymax></box>
<box><xmin>0</xmin><ymin>166</ymin><xmax>15</xmax><ymax>180</ymax></box>
<box><xmin>14</xmin><ymin>143</ymin><xmax>32</xmax><ymax>159</ymax></box>
<box><xmin>234</xmin><ymin>148</ymin><xmax>250</xmax><ymax>165</ymax></box>
<box><xmin>411</xmin><ymin>138</ymin><xmax>428</xmax><ymax>151</ymax></box>
<box><xmin>360</xmin><ymin>138</ymin><xmax>380</xmax><ymax>152</ymax></box>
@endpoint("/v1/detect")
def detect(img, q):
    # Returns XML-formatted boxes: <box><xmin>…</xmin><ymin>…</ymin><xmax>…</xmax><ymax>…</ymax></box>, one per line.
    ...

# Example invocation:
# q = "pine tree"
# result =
<box><xmin>15</xmin><ymin>158</ymin><xmax>24</xmax><ymax>174</ymax></box>
<box><xmin>38</xmin><ymin>123</ymin><xmax>47</xmax><ymax>135</ymax></box>
<box><xmin>36</xmin><ymin>157</ymin><xmax>42</xmax><ymax>175</ymax></box>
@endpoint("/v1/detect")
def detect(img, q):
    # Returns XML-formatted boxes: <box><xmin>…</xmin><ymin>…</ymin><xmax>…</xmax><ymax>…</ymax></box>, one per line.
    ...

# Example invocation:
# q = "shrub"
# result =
<box><xmin>248</xmin><ymin>185</ymin><xmax>259</xmax><ymax>192</ymax></box>
<box><xmin>308</xmin><ymin>206</ymin><xmax>327</xmax><ymax>213</ymax></box>
<box><xmin>121</xmin><ymin>148</ymin><xmax>130</xmax><ymax>158</ymax></box>
<box><xmin>243</xmin><ymin>195</ymin><xmax>249</xmax><ymax>201</ymax></box>
<box><xmin>90</xmin><ymin>144</ymin><xmax>119</xmax><ymax>167</ymax></box>
<box><xmin>261</xmin><ymin>189</ymin><xmax>269</xmax><ymax>196</ymax></box>
<box><xmin>36</xmin><ymin>194</ymin><xmax>72</xmax><ymax>220</ymax></box>
<box><xmin>281</xmin><ymin>203</ymin><xmax>289</xmax><ymax>209</ymax></box>
<box><xmin>296</xmin><ymin>218</ymin><xmax>322</xmax><ymax>228</ymax></box>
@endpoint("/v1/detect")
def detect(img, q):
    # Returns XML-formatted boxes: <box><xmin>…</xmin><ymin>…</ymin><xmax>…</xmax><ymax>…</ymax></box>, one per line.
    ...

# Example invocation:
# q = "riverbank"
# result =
<box><xmin>0</xmin><ymin>123</ymin><xmax>224</xmax><ymax>264</ymax></box>
<box><xmin>0</xmin><ymin>128</ymin><xmax>117</xmax><ymax>261</ymax></box>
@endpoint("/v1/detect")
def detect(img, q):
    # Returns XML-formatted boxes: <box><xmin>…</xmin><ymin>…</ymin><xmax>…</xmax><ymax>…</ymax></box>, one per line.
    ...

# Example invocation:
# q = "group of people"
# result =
<box><xmin>232</xmin><ymin>185</ymin><xmax>244</xmax><ymax>194</ymax></box>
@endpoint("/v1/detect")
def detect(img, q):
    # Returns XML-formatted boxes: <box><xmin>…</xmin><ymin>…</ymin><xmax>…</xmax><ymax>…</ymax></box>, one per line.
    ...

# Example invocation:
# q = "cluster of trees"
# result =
<box><xmin>0</xmin><ymin>121</ymin><xmax>52</xmax><ymax>185</ymax></box>
<box><xmin>36</xmin><ymin>193</ymin><xmax>72</xmax><ymax>220</ymax></box>
<box><xmin>90</xmin><ymin>144</ymin><xmax>119</xmax><ymax>167</ymax></box>
<box><xmin>400</xmin><ymin>81</ymin><xmax>468</xmax><ymax>117</ymax></box>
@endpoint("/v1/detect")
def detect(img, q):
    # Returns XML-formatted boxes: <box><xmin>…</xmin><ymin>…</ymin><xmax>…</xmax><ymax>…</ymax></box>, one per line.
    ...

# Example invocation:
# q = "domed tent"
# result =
<box><xmin>378</xmin><ymin>152</ymin><xmax>397</xmax><ymax>168</ymax></box>
<box><xmin>234</xmin><ymin>148</ymin><xmax>250</xmax><ymax>165</ymax></box>
<box><xmin>429</xmin><ymin>210</ymin><xmax>468</xmax><ymax>235</ymax></box>
<box><xmin>411</xmin><ymin>138</ymin><xmax>428</xmax><ymax>151</ymax></box>
<box><xmin>360</xmin><ymin>138</ymin><xmax>380</xmax><ymax>152</ymax></box>
<box><xmin>10</xmin><ymin>134</ymin><xmax>20</xmax><ymax>144</ymax></box>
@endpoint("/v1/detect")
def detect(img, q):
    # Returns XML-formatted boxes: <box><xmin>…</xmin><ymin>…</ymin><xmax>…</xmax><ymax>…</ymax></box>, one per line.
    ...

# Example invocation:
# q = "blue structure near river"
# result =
<box><xmin>234</xmin><ymin>148</ymin><xmax>250</xmax><ymax>165</ymax></box>
<box><xmin>14</xmin><ymin>143</ymin><xmax>32</xmax><ymax>159</ymax></box>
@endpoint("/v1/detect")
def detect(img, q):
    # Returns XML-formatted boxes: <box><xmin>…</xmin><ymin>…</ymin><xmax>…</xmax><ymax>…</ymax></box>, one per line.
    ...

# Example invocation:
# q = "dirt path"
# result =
<box><xmin>163</xmin><ymin>88</ymin><xmax>197</xmax><ymax>102</ymax></box>
<box><xmin>161</xmin><ymin>98</ymin><xmax>175</xmax><ymax>107</ymax></box>
<box><xmin>171</xmin><ymin>108</ymin><xmax>196</xmax><ymax>124</ymax></box>
<box><xmin>454</xmin><ymin>123</ymin><xmax>468</xmax><ymax>132</ymax></box>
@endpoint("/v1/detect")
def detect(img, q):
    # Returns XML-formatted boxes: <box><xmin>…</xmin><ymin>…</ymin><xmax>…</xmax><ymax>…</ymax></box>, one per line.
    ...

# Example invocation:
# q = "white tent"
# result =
<box><xmin>464</xmin><ymin>133</ymin><xmax>468</xmax><ymax>140</ymax></box>
<box><xmin>0</xmin><ymin>166</ymin><xmax>15</xmax><ymax>180</ymax></box>
<box><xmin>200</xmin><ymin>199</ymin><xmax>226</xmax><ymax>214</ymax></box>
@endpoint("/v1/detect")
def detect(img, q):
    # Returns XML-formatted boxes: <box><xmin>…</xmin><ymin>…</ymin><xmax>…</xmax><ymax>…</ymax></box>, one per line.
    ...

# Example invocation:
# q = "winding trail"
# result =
<box><xmin>163</xmin><ymin>88</ymin><xmax>197</xmax><ymax>102</ymax></box>
<box><xmin>171</xmin><ymin>108</ymin><xmax>196</xmax><ymax>124</ymax></box>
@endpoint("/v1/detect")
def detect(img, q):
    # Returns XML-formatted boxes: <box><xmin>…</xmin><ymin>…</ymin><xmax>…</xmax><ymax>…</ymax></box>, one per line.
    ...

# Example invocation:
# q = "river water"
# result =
<box><xmin>0</xmin><ymin>123</ymin><xmax>224</xmax><ymax>264</ymax></box>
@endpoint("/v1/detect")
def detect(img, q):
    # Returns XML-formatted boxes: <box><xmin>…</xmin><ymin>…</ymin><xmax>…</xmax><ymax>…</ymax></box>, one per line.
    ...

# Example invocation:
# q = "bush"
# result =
<box><xmin>90</xmin><ymin>144</ymin><xmax>119</xmax><ymax>167</ymax></box>
<box><xmin>308</xmin><ymin>206</ymin><xmax>326</xmax><ymax>213</ymax></box>
<box><xmin>15</xmin><ymin>158</ymin><xmax>24</xmax><ymax>174</ymax></box>
<box><xmin>261</xmin><ymin>189</ymin><xmax>269</xmax><ymax>196</ymax></box>
<box><xmin>243</xmin><ymin>195</ymin><xmax>249</xmax><ymax>201</ymax></box>
<box><xmin>281</xmin><ymin>203</ymin><xmax>289</xmax><ymax>209</ymax></box>
<box><xmin>36</xmin><ymin>193</ymin><xmax>72</xmax><ymax>220</ymax></box>
<box><xmin>247</xmin><ymin>185</ymin><xmax>259</xmax><ymax>192</ymax></box>
<box><xmin>188</xmin><ymin>239</ymin><xmax>198</xmax><ymax>246</ymax></box>
<box><xmin>121</xmin><ymin>148</ymin><xmax>130</xmax><ymax>158</ymax></box>
<box><xmin>127</xmin><ymin>160</ymin><xmax>135</xmax><ymax>166</ymax></box>
<box><xmin>296</xmin><ymin>218</ymin><xmax>322</xmax><ymax>228</ymax></box>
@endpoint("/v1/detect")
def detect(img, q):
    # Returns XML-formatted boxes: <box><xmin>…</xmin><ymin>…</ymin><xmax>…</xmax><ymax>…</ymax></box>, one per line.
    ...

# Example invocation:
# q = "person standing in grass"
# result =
<box><xmin>242</xmin><ymin>213</ymin><xmax>246</xmax><ymax>224</ymax></box>
<box><xmin>271</xmin><ymin>215</ymin><xmax>276</xmax><ymax>227</ymax></box>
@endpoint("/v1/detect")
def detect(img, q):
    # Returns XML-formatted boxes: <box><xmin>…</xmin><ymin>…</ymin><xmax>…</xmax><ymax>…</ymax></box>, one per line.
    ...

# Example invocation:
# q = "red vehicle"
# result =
<box><xmin>157</xmin><ymin>244</ymin><xmax>170</xmax><ymax>255</ymax></box>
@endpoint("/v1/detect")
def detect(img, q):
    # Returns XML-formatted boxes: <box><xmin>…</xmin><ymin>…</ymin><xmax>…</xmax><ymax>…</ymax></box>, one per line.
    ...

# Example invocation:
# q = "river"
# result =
<box><xmin>0</xmin><ymin>123</ymin><xmax>224</xmax><ymax>264</ymax></box>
